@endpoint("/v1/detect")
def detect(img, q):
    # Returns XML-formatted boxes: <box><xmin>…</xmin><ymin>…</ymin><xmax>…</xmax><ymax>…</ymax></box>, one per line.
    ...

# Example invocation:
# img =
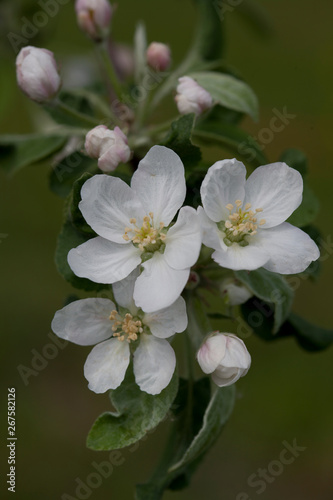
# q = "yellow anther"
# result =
<box><xmin>130</xmin><ymin>218</ymin><xmax>137</xmax><ymax>224</ymax></box>
<box><xmin>244</xmin><ymin>203</ymin><xmax>252</xmax><ymax>210</ymax></box>
<box><xmin>226</xmin><ymin>203</ymin><xmax>234</xmax><ymax>211</ymax></box>
<box><xmin>159</xmin><ymin>222</ymin><xmax>165</xmax><ymax>228</ymax></box>
<box><xmin>225</xmin><ymin>221</ymin><xmax>233</xmax><ymax>229</ymax></box>
<box><xmin>123</xmin><ymin>234</ymin><xmax>130</xmax><ymax>241</ymax></box>
<box><xmin>259</xmin><ymin>219</ymin><xmax>266</xmax><ymax>226</ymax></box>
<box><xmin>255</xmin><ymin>207</ymin><xmax>263</xmax><ymax>212</ymax></box>
<box><xmin>235</xmin><ymin>200</ymin><xmax>242</xmax><ymax>207</ymax></box>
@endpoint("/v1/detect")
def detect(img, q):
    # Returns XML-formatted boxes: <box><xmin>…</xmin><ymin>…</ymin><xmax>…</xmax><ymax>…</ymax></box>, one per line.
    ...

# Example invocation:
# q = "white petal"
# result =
<box><xmin>244</xmin><ymin>162</ymin><xmax>303</xmax><ymax>228</ymax></box>
<box><xmin>133</xmin><ymin>334</ymin><xmax>176</xmax><ymax>395</ymax></box>
<box><xmin>133</xmin><ymin>252</ymin><xmax>190</xmax><ymax>313</ymax></box>
<box><xmin>51</xmin><ymin>298</ymin><xmax>115</xmax><ymax>346</ymax></box>
<box><xmin>143</xmin><ymin>296</ymin><xmax>188</xmax><ymax>339</ymax></box>
<box><xmin>197</xmin><ymin>334</ymin><xmax>227</xmax><ymax>374</ymax></box>
<box><xmin>68</xmin><ymin>236</ymin><xmax>141</xmax><ymax>283</ymax></box>
<box><xmin>212</xmin><ymin>242</ymin><xmax>269</xmax><ymax>271</ymax></box>
<box><xmin>258</xmin><ymin>222</ymin><xmax>320</xmax><ymax>274</ymax></box>
<box><xmin>200</xmin><ymin>159</ymin><xmax>246</xmax><ymax>222</ymax></box>
<box><xmin>131</xmin><ymin>146</ymin><xmax>186</xmax><ymax>226</ymax></box>
<box><xmin>84</xmin><ymin>338</ymin><xmax>130</xmax><ymax>393</ymax></box>
<box><xmin>79</xmin><ymin>175</ymin><xmax>145</xmax><ymax>243</ymax></box>
<box><xmin>112</xmin><ymin>268</ymin><xmax>140</xmax><ymax>313</ymax></box>
<box><xmin>198</xmin><ymin>206</ymin><xmax>226</xmax><ymax>251</ymax></box>
<box><xmin>164</xmin><ymin>206</ymin><xmax>202</xmax><ymax>270</ymax></box>
<box><xmin>211</xmin><ymin>365</ymin><xmax>243</xmax><ymax>387</ymax></box>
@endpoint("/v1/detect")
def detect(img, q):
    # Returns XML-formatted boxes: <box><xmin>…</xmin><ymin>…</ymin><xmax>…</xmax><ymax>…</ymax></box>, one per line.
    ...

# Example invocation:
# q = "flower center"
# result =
<box><xmin>220</xmin><ymin>200</ymin><xmax>266</xmax><ymax>247</ymax></box>
<box><xmin>122</xmin><ymin>212</ymin><xmax>166</xmax><ymax>252</ymax></box>
<box><xmin>109</xmin><ymin>310</ymin><xmax>143</xmax><ymax>343</ymax></box>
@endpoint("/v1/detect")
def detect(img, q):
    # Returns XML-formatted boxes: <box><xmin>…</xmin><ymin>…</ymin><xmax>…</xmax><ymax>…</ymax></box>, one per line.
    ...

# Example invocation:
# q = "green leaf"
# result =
<box><xmin>235</xmin><ymin>268</ymin><xmax>294</xmax><ymax>334</ymax></box>
<box><xmin>189</xmin><ymin>71</ymin><xmax>259</xmax><ymax>121</ymax></box>
<box><xmin>55</xmin><ymin>220</ymin><xmax>107</xmax><ymax>292</ymax></box>
<box><xmin>289</xmin><ymin>313</ymin><xmax>333</xmax><ymax>351</ymax></box>
<box><xmin>49</xmin><ymin>151</ymin><xmax>98</xmax><ymax>199</ymax></box>
<box><xmin>191</xmin><ymin>0</ymin><xmax>224</xmax><ymax>62</ymax></box>
<box><xmin>67</xmin><ymin>172</ymin><xmax>95</xmax><ymax>234</ymax></box>
<box><xmin>87</xmin><ymin>369</ymin><xmax>178</xmax><ymax>451</ymax></box>
<box><xmin>162</xmin><ymin>114</ymin><xmax>202</xmax><ymax>169</ymax></box>
<box><xmin>168</xmin><ymin>384</ymin><xmax>235</xmax><ymax>475</ymax></box>
<box><xmin>287</xmin><ymin>183</ymin><xmax>320</xmax><ymax>228</ymax></box>
<box><xmin>279</xmin><ymin>148</ymin><xmax>308</xmax><ymax>177</ymax></box>
<box><xmin>0</xmin><ymin>134</ymin><xmax>66</xmax><ymax>175</ymax></box>
<box><xmin>194</xmin><ymin>121</ymin><xmax>267</xmax><ymax>167</ymax></box>
<box><xmin>44</xmin><ymin>90</ymin><xmax>97</xmax><ymax>127</ymax></box>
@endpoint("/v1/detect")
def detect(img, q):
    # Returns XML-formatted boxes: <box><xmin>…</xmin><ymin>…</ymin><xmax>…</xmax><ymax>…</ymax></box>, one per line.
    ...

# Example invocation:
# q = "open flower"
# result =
<box><xmin>197</xmin><ymin>332</ymin><xmax>251</xmax><ymax>387</ymax></box>
<box><xmin>199</xmin><ymin>159</ymin><xmax>320</xmax><ymax>273</ymax></box>
<box><xmin>51</xmin><ymin>270</ymin><xmax>187</xmax><ymax>395</ymax></box>
<box><xmin>68</xmin><ymin>146</ymin><xmax>202</xmax><ymax>312</ymax></box>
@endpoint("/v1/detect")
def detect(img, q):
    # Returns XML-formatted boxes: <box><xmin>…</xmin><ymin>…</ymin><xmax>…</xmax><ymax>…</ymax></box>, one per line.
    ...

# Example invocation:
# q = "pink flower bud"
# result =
<box><xmin>75</xmin><ymin>0</ymin><xmax>112</xmax><ymax>42</ymax></box>
<box><xmin>16</xmin><ymin>46</ymin><xmax>61</xmax><ymax>103</ymax></box>
<box><xmin>197</xmin><ymin>332</ymin><xmax>251</xmax><ymax>387</ymax></box>
<box><xmin>85</xmin><ymin>125</ymin><xmax>131</xmax><ymax>172</ymax></box>
<box><xmin>175</xmin><ymin>76</ymin><xmax>213</xmax><ymax>116</ymax></box>
<box><xmin>146</xmin><ymin>42</ymin><xmax>171</xmax><ymax>72</ymax></box>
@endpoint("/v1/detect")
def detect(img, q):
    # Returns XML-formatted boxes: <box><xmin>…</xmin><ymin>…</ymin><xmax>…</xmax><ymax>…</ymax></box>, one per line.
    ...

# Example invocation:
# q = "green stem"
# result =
<box><xmin>97</xmin><ymin>42</ymin><xmax>123</xmax><ymax>99</ymax></box>
<box><xmin>53</xmin><ymin>99</ymin><xmax>100</xmax><ymax>127</ymax></box>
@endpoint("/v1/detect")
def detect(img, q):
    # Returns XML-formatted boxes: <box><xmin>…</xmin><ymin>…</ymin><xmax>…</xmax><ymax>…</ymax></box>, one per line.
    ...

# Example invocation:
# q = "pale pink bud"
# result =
<box><xmin>75</xmin><ymin>0</ymin><xmax>112</xmax><ymax>41</ymax></box>
<box><xmin>16</xmin><ymin>46</ymin><xmax>61</xmax><ymax>103</ymax></box>
<box><xmin>175</xmin><ymin>76</ymin><xmax>213</xmax><ymax>116</ymax></box>
<box><xmin>197</xmin><ymin>332</ymin><xmax>251</xmax><ymax>387</ymax></box>
<box><xmin>220</xmin><ymin>278</ymin><xmax>253</xmax><ymax>306</ymax></box>
<box><xmin>146</xmin><ymin>42</ymin><xmax>171</xmax><ymax>72</ymax></box>
<box><xmin>85</xmin><ymin>125</ymin><xmax>131</xmax><ymax>172</ymax></box>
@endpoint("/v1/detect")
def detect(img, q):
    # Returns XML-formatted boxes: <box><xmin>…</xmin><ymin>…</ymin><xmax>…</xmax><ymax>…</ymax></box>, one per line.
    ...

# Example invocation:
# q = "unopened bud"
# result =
<box><xmin>220</xmin><ymin>277</ymin><xmax>253</xmax><ymax>306</ymax></box>
<box><xmin>146</xmin><ymin>42</ymin><xmax>171</xmax><ymax>72</ymax></box>
<box><xmin>197</xmin><ymin>332</ymin><xmax>251</xmax><ymax>387</ymax></box>
<box><xmin>85</xmin><ymin>125</ymin><xmax>131</xmax><ymax>172</ymax></box>
<box><xmin>75</xmin><ymin>0</ymin><xmax>112</xmax><ymax>42</ymax></box>
<box><xmin>175</xmin><ymin>76</ymin><xmax>213</xmax><ymax>116</ymax></box>
<box><xmin>16</xmin><ymin>46</ymin><xmax>61</xmax><ymax>103</ymax></box>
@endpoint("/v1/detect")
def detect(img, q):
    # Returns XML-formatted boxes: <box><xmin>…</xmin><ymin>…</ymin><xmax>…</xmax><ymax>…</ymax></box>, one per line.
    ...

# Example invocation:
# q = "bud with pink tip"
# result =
<box><xmin>175</xmin><ymin>76</ymin><xmax>213</xmax><ymax>116</ymax></box>
<box><xmin>75</xmin><ymin>0</ymin><xmax>112</xmax><ymax>42</ymax></box>
<box><xmin>220</xmin><ymin>277</ymin><xmax>253</xmax><ymax>306</ymax></box>
<box><xmin>146</xmin><ymin>42</ymin><xmax>171</xmax><ymax>72</ymax></box>
<box><xmin>16</xmin><ymin>46</ymin><xmax>61</xmax><ymax>103</ymax></box>
<box><xmin>85</xmin><ymin>125</ymin><xmax>131</xmax><ymax>172</ymax></box>
<box><xmin>197</xmin><ymin>332</ymin><xmax>251</xmax><ymax>387</ymax></box>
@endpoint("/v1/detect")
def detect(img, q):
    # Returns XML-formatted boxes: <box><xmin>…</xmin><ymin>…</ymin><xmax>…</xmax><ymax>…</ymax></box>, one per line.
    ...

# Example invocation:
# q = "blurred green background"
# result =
<box><xmin>1</xmin><ymin>0</ymin><xmax>333</xmax><ymax>499</ymax></box>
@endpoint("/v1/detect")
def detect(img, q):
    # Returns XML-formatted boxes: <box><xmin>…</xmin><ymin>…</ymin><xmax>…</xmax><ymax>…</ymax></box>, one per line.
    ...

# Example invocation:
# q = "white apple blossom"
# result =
<box><xmin>220</xmin><ymin>277</ymin><xmax>253</xmax><ymax>306</ymax></box>
<box><xmin>68</xmin><ymin>146</ymin><xmax>202</xmax><ymax>312</ymax></box>
<box><xmin>16</xmin><ymin>46</ymin><xmax>61</xmax><ymax>103</ymax></box>
<box><xmin>175</xmin><ymin>76</ymin><xmax>213</xmax><ymax>116</ymax></box>
<box><xmin>51</xmin><ymin>269</ymin><xmax>187</xmax><ymax>395</ymax></box>
<box><xmin>197</xmin><ymin>332</ymin><xmax>251</xmax><ymax>387</ymax></box>
<box><xmin>85</xmin><ymin>125</ymin><xmax>131</xmax><ymax>172</ymax></box>
<box><xmin>199</xmin><ymin>159</ymin><xmax>320</xmax><ymax>273</ymax></box>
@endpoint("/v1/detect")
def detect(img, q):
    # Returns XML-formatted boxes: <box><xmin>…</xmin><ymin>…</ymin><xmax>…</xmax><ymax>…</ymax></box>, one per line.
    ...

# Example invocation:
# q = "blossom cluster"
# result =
<box><xmin>52</xmin><ymin>145</ymin><xmax>319</xmax><ymax>395</ymax></box>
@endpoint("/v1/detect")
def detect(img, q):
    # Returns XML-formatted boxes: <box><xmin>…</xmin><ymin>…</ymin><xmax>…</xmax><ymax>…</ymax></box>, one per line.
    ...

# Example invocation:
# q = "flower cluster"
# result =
<box><xmin>51</xmin><ymin>145</ymin><xmax>319</xmax><ymax>395</ymax></box>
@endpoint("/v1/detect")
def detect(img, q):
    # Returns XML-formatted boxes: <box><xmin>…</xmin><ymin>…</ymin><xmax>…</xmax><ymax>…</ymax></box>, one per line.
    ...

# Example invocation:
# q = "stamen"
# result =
<box><xmin>235</xmin><ymin>200</ymin><xmax>242</xmax><ymax>207</ymax></box>
<box><xmin>255</xmin><ymin>207</ymin><xmax>263</xmax><ymax>212</ymax></box>
<box><xmin>122</xmin><ymin>212</ymin><xmax>166</xmax><ymax>252</ymax></box>
<box><xmin>259</xmin><ymin>219</ymin><xmax>266</xmax><ymax>226</ymax></box>
<box><xmin>226</xmin><ymin>203</ymin><xmax>234</xmax><ymax>211</ymax></box>
<box><xmin>244</xmin><ymin>203</ymin><xmax>252</xmax><ymax>210</ymax></box>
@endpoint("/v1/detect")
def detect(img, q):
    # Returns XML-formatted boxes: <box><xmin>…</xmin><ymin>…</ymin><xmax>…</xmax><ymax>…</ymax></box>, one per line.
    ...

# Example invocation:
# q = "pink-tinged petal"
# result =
<box><xmin>51</xmin><ymin>298</ymin><xmax>115</xmax><ymax>346</ymax></box>
<box><xmin>244</xmin><ymin>162</ymin><xmax>303</xmax><ymax>228</ymax></box>
<box><xmin>131</xmin><ymin>146</ymin><xmax>186</xmax><ymax>226</ymax></box>
<box><xmin>79</xmin><ymin>175</ymin><xmax>145</xmax><ymax>243</ymax></box>
<box><xmin>197</xmin><ymin>334</ymin><xmax>227</xmax><ymax>374</ymax></box>
<box><xmin>143</xmin><ymin>296</ymin><xmax>187</xmax><ymax>339</ymax></box>
<box><xmin>84</xmin><ymin>338</ymin><xmax>130</xmax><ymax>393</ymax></box>
<box><xmin>68</xmin><ymin>236</ymin><xmax>141</xmax><ymax>283</ymax></box>
<box><xmin>201</xmin><ymin>159</ymin><xmax>246</xmax><ymax>222</ymax></box>
<box><xmin>164</xmin><ymin>206</ymin><xmax>202</xmax><ymax>270</ymax></box>
<box><xmin>133</xmin><ymin>252</ymin><xmax>190</xmax><ymax>313</ymax></box>
<box><xmin>258</xmin><ymin>222</ymin><xmax>320</xmax><ymax>274</ymax></box>
<box><xmin>133</xmin><ymin>334</ymin><xmax>175</xmax><ymax>395</ymax></box>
